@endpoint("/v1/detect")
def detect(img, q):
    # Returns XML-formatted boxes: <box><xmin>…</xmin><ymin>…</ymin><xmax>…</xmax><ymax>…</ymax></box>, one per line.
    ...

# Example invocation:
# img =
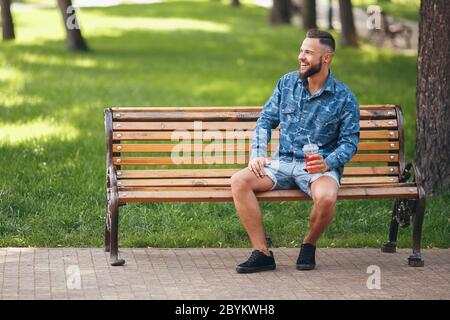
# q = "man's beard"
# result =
<box><xmin>299</xmin><ymin>56</ymin><xmax>323</xmax><ymax>79</ymax></box>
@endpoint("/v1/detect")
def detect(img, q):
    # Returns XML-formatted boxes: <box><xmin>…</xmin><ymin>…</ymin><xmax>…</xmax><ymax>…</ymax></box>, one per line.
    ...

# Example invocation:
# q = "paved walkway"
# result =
<box><xmin>1</xmin><ymin>248</ymin><xmax>448</xmax><ymax>300</ymax></box>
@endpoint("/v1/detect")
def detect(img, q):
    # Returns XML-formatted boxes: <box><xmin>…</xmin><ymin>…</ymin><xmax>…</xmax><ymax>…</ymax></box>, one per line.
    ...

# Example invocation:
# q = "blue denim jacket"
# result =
<box><xmin>250</xmin><ymin>70</ymin><xmax>360</xmax><ymax>178</ymax></box>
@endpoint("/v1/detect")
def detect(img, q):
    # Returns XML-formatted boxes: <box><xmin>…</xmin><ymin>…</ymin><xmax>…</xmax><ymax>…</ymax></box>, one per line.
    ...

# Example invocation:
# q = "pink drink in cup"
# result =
<box><xmin>303</xmin><ymin>143</ymin><xmax>320</xmax><ymax>173</ymax></box>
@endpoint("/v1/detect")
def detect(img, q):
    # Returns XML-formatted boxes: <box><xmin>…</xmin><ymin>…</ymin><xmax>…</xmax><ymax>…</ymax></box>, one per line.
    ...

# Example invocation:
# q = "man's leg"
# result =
<box><xmin>303</xmin><ymin>176</ymin><xmax>339</xmax><ymax>245</ymax></box>
<box><xmin>230</xmin><ymin>168</ymin><xmax>274</xmax><ymax>255</ymax></box>
<box><xmin>296</xmin><ymin>175</ymin><xmax>339</xmax><ymax>270</ymax></box>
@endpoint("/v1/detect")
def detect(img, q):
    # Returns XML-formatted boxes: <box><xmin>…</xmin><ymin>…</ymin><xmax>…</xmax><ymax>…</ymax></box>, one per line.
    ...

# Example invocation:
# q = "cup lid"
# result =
<box><xmin>302</xmin><ymin>143</ymin><xmax>319</xmax><ymax>151</ymax></box>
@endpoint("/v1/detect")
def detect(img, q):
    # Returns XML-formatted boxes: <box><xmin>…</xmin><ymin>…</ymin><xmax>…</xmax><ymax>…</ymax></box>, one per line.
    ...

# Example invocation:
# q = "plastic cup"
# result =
<box><xmin>303</xmin><ymin>143</ymin><xmax>320</xmax><ymax>173</ymax></box>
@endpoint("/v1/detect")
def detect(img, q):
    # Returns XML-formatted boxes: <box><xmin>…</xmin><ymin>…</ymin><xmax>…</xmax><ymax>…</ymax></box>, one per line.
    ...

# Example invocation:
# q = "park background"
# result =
<box><xmin>0</xmin><ymin>0</ymin><xmax>448</xmax><ymax>250</ymax></box>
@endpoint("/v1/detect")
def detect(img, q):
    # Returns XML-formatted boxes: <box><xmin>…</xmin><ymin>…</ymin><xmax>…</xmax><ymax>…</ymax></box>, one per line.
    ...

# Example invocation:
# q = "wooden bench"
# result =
<box><xmin>104</xmin><ymin>105</ymin><xmax>426</xmax><ymax>267</ymax></box>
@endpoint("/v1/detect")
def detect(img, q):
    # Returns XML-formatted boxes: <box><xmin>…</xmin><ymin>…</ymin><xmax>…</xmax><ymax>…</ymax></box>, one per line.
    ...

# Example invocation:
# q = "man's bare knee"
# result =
<box><xmin>311</xmin><ymin>178</ymin><xmax>338</xmax><ymax>210</ymax></box>
<box><xmin>313</xmin><ymin>191</ymin><xmax>337</xmax><ymax>210</ymax></box>
<box><xmin>230</xmin><ymin>172</ymin><xmax>246</xmax><ymax>191</ymax></box>
<box><xmin>230</xmin><ymin>170</ymin><xmax>255</xmax><ymax>192</ymax></box>
<box><xmin>230</xmin><ymin>169</ymin><xmax>273</xmax><ymax>193</ymax></box>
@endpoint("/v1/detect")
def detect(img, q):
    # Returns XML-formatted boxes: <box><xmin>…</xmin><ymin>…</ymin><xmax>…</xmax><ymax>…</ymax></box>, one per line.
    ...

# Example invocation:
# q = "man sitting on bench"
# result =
<box><xmin>230</xmin><ymin>29</ymin><xmax>360</xmax><ymax>273</ymax></box>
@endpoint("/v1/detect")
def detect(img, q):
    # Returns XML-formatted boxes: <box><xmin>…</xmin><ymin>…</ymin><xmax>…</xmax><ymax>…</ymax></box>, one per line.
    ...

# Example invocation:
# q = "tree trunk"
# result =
<box><xmin>302</xmin><ymin>0</ymin><xmax>317</xmax><ymax>30</ymax></box>
<box><xmin>338</xmin><ymin>0</ymin><xmax>358</xmax><ymax>47</ymax></box>
<box><xmin>269</xmin><ymin>0</ymin><xmax>292</xmax><ymax>25</ymax></box>
<box><xmin>57</xmin><ymin>0</ymin><xmax>88</xmax><ymax>51</ymax></box>
<box><xmin>1</xmin><ymin>0</ymin><xmax>15</xmax><ymax>40</ymax></box>
<box><xmin>415</xmin><ymin>0</ymin><xmax>450</xmax><ymax>195</ymax></box>
<box><xmin>328</xmin><ymin>0</ymin><xmax>334</xmax><ymax>30</ymax></box>
<box><xmin>231</xmin><ymin>0</ymin><xmax>240</xmax><ymax>7</ymax></box>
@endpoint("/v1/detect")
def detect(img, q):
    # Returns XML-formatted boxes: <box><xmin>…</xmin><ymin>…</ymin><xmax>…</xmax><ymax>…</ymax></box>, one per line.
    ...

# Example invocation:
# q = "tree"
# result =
<box><xmin>302</xmin><ymin>0</ymin><xmax>317</xmax><ymax>30</ymax></box>
<box><xmin>1</xmin><ymin>0</ymin><xmax>15</xmax><ymax>40</ymax></box>
<box><xmin>231</xmin><ymin>0</ymin><xmax>240</xmax><ymax>7</ymax></box>
<box><xmin>415</xmin><ymin>0</ymin><xmax>450</xmax><ymax>195</ymax></box>
<box><xmin>328</xmin><ymin>0</ymin><xmax>334</xmax><ymax>30</ymax></box>
<box><xmin>338</xmin><ymin>0</ymin><xmax>358</xmax><ymax>47</ymax></box>
<box><xmin>269</xmin><ymin>0</ymin><xmax>292</xmax><ymax>25</ymax></box>
<box><xmin>57</xmin><ymin>0</ymin><xmax>88</xmax><ymax>51</ymax></box>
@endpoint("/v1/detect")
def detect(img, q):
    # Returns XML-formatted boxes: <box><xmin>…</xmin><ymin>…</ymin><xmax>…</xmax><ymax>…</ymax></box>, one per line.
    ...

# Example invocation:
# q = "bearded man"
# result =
<box><xmin>231</xmin><ymin>29</ymin><xmax>360</xmax><ymax>273</ymax></box>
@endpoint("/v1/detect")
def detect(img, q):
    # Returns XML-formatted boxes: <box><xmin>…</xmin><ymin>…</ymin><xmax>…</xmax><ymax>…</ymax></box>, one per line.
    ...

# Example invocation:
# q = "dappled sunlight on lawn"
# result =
<box><xmin>0</xmin><ymin>65</ymin><xmax>25</xmax><ymax>87</ymax></box>
<box><xmin>12</xmin><ymin>9</ymin><xmax>65</xmax><ymax>43</ymax></box>
<box><xmin>1</xmin><ymin>94</ymin><xmax>44</xmax><ymax>109</ymax></box>
<box><xmin>82</xmin><ymin>15</ymin><xmax>231</xmax><ymax>34</ymax></box>
<box><xmin>19</xmin><ymin>52</ymin><xmax>100</xmax><ymax>69</ymax></box>
<box><xmin>12</xmin><ymin>5</ymin><xmax>231</xmax><ymax>45</ymax></box>
<box><xmin>0</xmin><ymin>118</ymin><xmax>80</xmax><ymax>145</ymax></box>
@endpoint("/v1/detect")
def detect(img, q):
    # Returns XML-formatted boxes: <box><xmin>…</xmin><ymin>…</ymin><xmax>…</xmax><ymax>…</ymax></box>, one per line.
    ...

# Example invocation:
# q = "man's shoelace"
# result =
<box><xmin>244</xmin><ymin>251</ymin><xmax>264</xmax><ymax>265</ymax></box>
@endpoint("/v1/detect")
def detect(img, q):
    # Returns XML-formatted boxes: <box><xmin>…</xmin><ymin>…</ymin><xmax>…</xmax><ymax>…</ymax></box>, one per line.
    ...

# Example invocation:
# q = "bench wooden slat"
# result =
<box><xmin>112</xmin><ymin>153</ymin><xmax>398</xmax><ymax>165</ymax></box>
<box><xmin>111</xmin><ymin>109</ymin><xmax>396</xmax><ymax>121</ymax></box>
<box><xmin>117</xmin><ymin>166</ymin><xmax>399</xmax><ymax>178</ymax></box>
<box><xmin>112</xmin><ymin>130</ymin><xmax>399</xmax><ymax>140</ymax></box>
<box><xmin>114</xmin><ymin>143</ymin><xmax>251</xmax><ymax>153</ymax></box>
<box><xmin>113</xmin><ymin>131</ymin><xmax>256</xmax><ymax>140</ymax></box>
<box><xmin>118</xmin><ymin>182</ymin><xmax>417</xmax><ymax>191</ymax></box>
<box><xmin>112</xmin><ymin>106</ymin><xmax>265</xmax><ymax>112</ymax></box>
<box><xmin>113</xmin><ymin>156</ymin><xmax>244</xmax><ymax>165</ymax></box>
<box><xmin>344</xmin><ymin>166</ymin><xmax>399</xmax><ymax>175</ymax></box>
<box><xmin>113</xmin><ymin>120</ymin><xmax>397</xmax><ymax>131</ymax></box>
<box><xmin>114</xmin><ymin>111</ymin><xmax>261</xmax><ymax>122</ymax></box>
<box><xmin>117</xmin><ymin>186</ymin><xmax>418</xmax><ymax>203</ymax></box>
<box><xmin>120</xmin><ymin>186</ymin><xmax>233</xmax><ymax>191</ymax></box>
<box><xmin>114</xmin><ymin>122</ymin><xmax>256</xmax><ymax>130</ymax></box>
<box><xmin>342</xmin><ymin>176</ymin><xmax>399</xmax><ymax>184</ymax></box>
<box><xmin>118</xmin><ymin>168</ymin><xmax>240</xmax><ymax>178</ymax></box>
<box><xmin>111</xmin><ymin>105</ymin><xmax>397</xmax><ymax>112</ymax></box>
<box><xmin>358</xmin><ymin>142</ymin><xmax>399</xmax><ymax>150</ymax></box>
<box><xmin>112</xmin><ymin>141</ymin><xmax>399</xmax><ymax>153</ymax></box>
<box><xmin>350</xmin><ymin>153</ymin><xmax>399</xmax><ymax>162</ymax></box>
<box><xmin>117</xmin><ymin>176</ymin><xmax>399</xmax><ymax>187</ymax></box>
<box><xmin>118</xmin><ymin>178</ymin><xmax>231</xmax><ymax>187</ymax></box>
<box><xmin>355</xmin><ymin>105</ymin><xmax>398</xmax><ymax>109</ymax></box>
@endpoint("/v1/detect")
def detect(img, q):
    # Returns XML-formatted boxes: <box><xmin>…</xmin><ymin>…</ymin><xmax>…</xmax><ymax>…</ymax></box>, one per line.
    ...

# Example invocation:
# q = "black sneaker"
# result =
<box><xmin>236</xmin><ymin>250</ymin><xmax>276</xmax><ymax>274</ymax></box>
<box><xmin>296</xmin><ymin>243</ymin><xmax>316</xmax><ymax>270</ymax></box>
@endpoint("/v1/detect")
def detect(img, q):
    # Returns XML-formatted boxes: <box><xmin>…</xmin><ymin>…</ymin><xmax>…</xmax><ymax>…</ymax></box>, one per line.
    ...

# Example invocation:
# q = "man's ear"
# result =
<box><xmin>323</xmin><ymin>52</ymin><xmax>333</xmax><ymax>65</ymax></box>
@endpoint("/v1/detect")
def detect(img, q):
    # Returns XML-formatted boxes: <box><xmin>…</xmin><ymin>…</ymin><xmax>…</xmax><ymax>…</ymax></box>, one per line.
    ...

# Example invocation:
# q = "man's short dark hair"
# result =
<box><xmin>306</xmin><ymin>29</ymin><xmax>335</xmax><ymax>53</ymax></box>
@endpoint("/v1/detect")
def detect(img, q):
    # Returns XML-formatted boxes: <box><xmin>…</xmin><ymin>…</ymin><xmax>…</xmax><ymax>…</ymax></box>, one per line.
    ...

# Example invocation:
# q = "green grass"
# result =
<box><xmin>352</xmin><ymin>0</ymin><xmax>420</xmax><ymax>22</ymax></box>
<box><xmin>0</xmin><ymin>0</ymin><xmax>448</xmax><ymax>249</ymax></box>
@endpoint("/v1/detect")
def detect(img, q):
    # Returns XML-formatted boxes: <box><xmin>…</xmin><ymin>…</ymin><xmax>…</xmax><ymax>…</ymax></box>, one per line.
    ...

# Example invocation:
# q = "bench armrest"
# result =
<box><xmin>105</xmin><ymin>108</ymin><xmax>119</xmax><ymax>200</ymax></box>
<box><xmin>107</xmin><ymin>165</ymin><xmax>118</xmax><ymax>190</ymax></box>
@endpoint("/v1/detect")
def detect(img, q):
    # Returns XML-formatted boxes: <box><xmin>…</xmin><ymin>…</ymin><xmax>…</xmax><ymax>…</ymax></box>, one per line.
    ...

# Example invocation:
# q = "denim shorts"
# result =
<box><xmin>263</xmin><ymin>159</ymin><xmax>340</xmax><ymax>197</ymax></box>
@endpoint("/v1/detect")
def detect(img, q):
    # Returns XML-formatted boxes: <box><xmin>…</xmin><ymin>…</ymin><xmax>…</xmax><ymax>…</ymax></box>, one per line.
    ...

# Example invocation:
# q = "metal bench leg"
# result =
<box><xmin>382</xmin><ymin>200</ymin><xmax>400</xmax><ymax>253</ymax></box>
<box><xmin>265</xmin><ymin>235</ymin><xmax>272</xmax><ymax>248</ymax></box>
<box><xmin>109</xmin><ymin>193</ymin><xmax>125</xmax><ymax>266</ymax></box>
<box><xmin>104</xmin><ymin>211</ymin><xmax>111</xmax><ymax>252</ymax></box>
<box><xmin>408</xmin><ymin>186</ymin><xmax>426</xmax><ymax>267</ymax></box>
<box><xmin>104</xmin><ymin>190</ymin><xmax>112</xmax><ymax>252</ymax></box>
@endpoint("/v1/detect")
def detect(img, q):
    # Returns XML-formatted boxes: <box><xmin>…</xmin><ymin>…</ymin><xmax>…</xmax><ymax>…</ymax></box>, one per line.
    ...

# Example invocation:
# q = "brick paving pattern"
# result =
<box><xmin>0</xmin><ymin>248</ymin><xmax>448</xmax><ymax>300</ymax></box>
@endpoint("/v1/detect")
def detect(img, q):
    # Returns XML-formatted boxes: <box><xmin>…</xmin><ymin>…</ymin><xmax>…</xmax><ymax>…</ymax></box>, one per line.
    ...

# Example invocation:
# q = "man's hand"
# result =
<box><xmin>306</xmin><ymin>154</ymin><xmax>330</xmax><ymax>173</ymax></box>
<box><xmin>248</xmin><ymin>157</ymin><xmax>269</xmax><ymax>178</ymax></box>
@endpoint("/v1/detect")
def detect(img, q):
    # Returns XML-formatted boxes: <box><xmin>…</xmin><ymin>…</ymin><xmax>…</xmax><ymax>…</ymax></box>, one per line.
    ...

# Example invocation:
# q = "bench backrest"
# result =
<box><xmin>105</xmin><ymin>105</ymin><xmax>406</xmax><ymax>187</ymax></box>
